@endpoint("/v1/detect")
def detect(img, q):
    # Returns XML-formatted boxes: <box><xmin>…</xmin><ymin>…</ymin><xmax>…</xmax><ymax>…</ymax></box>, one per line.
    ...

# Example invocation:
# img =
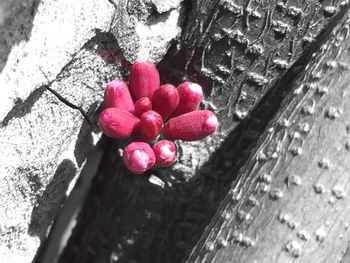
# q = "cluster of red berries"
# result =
<box><xmin>98</xmin><ymin>60</ymin><xmax>218</xmax><ymax>174</ymax></box>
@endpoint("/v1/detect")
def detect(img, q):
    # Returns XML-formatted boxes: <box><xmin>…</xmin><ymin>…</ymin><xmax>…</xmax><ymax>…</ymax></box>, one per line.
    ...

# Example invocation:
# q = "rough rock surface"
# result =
<box><xmin>110</xmin><ymin>0</ymin><xmax>183</xmax><ymax>62</ymax></box>
<box><xmin>0</xmin><ymin>0</ymin><xmax>183</xmax><ymax>262</ymax></box>
<box><xmin>0</xmin><ymin>0</ymin><xmax>114</xmax><ymax>120</ymax></box>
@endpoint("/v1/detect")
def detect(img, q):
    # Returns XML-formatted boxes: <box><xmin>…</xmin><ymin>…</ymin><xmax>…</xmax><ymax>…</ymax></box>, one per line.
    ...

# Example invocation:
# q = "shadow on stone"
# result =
<box><xmin>0</xmin><ymin>0</ymin><xmax>39</xmax><ymax>73</ymax></box>
<box><xmin>93</xmin><ymin>30</ymin><xmax>130</xmax><ymax>75</ymax></box>
<box><xmin>28</xmin><ymin>159</ymin><xmax>77</xmax><ymax>241</ymax></box>
<box><xmin>74</xmin><ymin>99</ymin><xmax>105</xmax><ymax>167</ymax></box>
<box><xmin>1</xmin><ymin>86</ymin><xmax>45</xmax><ymax>127</ymax></box>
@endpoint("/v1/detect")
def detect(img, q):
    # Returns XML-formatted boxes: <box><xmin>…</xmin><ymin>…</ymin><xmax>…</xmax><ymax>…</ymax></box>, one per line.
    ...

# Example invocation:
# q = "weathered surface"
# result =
<box><xmin>0</xmin><ymin>0</ymin><xmax>183</xmax><ymax>262</ymax></box>
<box><xmin>0</xmin><ymin>0</ymin><xmax>114</xmax><ymax>120</ymax></box>
<box><xmin>2</xmin><ymin>0</ymin><xmax>350</xmax><ymax>262</ymax></box>
<box><xmin>109</xmin><ymin>0</ymin><xmax>183</xmax><ymax>62</ymax></box>
<box><xmin>58</xmin><ymin>1</ymin><xmax>350</xmax><ymax>263</ymax></box>
<box><xmin>162</xmin><ymin>0</ymin><xmax>348</xmax><ymax>178</ymax></box>
<box><xmin>0</xmin><ymin>0</ymin><xmax>114</xmax><ymax>260</ymax></box>
<box><xmin>187</xmin><ymin>12</ymin><xmax>350</xmax><ymax>263</ymax></box>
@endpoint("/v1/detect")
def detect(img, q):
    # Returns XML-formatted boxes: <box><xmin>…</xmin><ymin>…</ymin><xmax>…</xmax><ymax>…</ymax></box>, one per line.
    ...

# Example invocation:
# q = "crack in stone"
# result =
<box><xmin>107</xmin><ymin>0</ymin><xmax>118</xmax><ymax>9</ymax></box>
<box><xmin>44</xmin><ymin>85</ymin><xmax>92</xmax><ymax>125</ymax></box>
<box><xmin>1</xmin><ymin>35</ymin><xmax>97</xmax><ymax>127</ymax></box>
<box><xmin>39</xmin><ymin>68</ymin><xmax>92</xmax><ymax>125</ymax></box>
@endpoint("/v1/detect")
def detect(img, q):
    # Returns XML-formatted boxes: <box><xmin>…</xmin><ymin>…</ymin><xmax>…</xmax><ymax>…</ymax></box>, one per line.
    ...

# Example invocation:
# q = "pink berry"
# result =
<box><xmin>152</xmin><ymin>140</ymin><xmax>177</xmax><ymax>167</ymax></box>
<box><xmin>152</xmin><ymin>84</ymin><xmax>179</xmax><ymax>119</ymax></box>
<box><xmin>134</xmin><ymin>97</ymin><xmax>152</xmax><ymax>117</ymax></box>
<box><xmin>104</xmin><ymin>80</ymin><xmax>135</xmax><ymax>112</ymax></box>
<box><xmin>98</xmin><ymin>108</ymin><xmax>140</xmax><ymax>139</ymax></box>
<box><xmin>164</xmin><ymin>110</ymin><xmax>218</xmax><ymax>141</ymax></box>
<box><xmin>128</xmin><ymin>60</ymin><xmax>160</xmax><ymax>100</ymax></box>
<box><xmin>139</xmin><ymin>110</ymin><xmax>163</xmax><ymax>141</ymax></box>
<box><xmin>171</xmin><ymin>81</ymin><xmax>203</xmax><ymax>117</ymax></box>
<box><xmin>123</xmin><ymin>142</ymin><xmax>156</xmax><ymax>174</ymax></box>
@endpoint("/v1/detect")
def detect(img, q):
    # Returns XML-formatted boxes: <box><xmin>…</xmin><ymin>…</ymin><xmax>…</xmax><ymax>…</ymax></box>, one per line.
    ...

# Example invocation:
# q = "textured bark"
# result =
<box><xmin>188</xmin><ymin>11</ymin><xmax>350</xmax><ymax>263</ymax></box>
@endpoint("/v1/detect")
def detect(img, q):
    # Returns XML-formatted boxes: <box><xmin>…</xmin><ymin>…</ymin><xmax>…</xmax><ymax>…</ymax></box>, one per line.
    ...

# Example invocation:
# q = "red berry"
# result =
<box><xmin>152</xmin><ymin>140</ymin><xmax>177</xmax><ymax>167</ymax></box>
<box><xmin>152</xmin><ymin>84</ymin><xmax>179</xmax><ymax>119</ymax></box>
<box><xmin>164</xmin><ymin>110</ymin><xmax>218</xmax><ymax>141</ymax></box>
<box><xmin>104</xmin><ymin>80</ymin><xmax>135</xmax><ymax>112</ymax></box>
<box><xmin>171</xmin><ymin>82</ymin><xmax>203</xmax><ymax>117</ymax></box>
<box><xmin>128</xmin><ymin>60</ymin><xmax>160</xmax><ymax>100</ymax></box>
<box><xmin>98</xmin><ymin>108</ymin><xmax>140</xmax><ymax>139</ymax></box>
<box><xmin>134</xmin><ymin>97</ymin><xmax>152</xmax><ymax>117</ymax></box>
<box><xmin>123</xmin><ymin>142</ymin><xmax>156</xmax><ymax>174</ymax></box>
<box><xmin>139</xmin><ymin>110</ymin><xmax>163</xmax><ymax>141</ymax></box>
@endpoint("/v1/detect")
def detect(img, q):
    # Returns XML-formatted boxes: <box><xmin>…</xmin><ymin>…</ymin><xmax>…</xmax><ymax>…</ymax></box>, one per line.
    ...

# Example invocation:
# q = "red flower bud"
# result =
<box><xmin>164</xmin><ymin>110</ymin><xmax>218</xmax><ymax>141</ymax></box>
<box><xmin>104</xmin><ymin>80</ymin><xmax>135</xmax><ymax>112</ymax></box>
<box><xmin>123</xmin><ymin>142</ymin><xmax>156</xmax><ymax>174</ymax></box>
<box><xmin>134</xmin><ymin>97</ymin><xmax>152</xmax><ymax>117</ymax></box>
<box><xmin>152</xmin><ymin>140</ymin><xmax>177</xmax><ymax>167</ymax></box>
<box><xmin>99</xmin><ymin>108</ymin><xmax>140</xmax><ymax>139</ymax></box>
<box><xmin>139</xmin><ymin>110</ymin><xmax>163</xmax><ymax>141</ymax></box>
<box><xmin>128</xmin><ymin>60</ymin><xmax>160</xmax><ymax>100</ymax></box>
<box><xmin>152</xmin><ymin>84</ymin><xmax>179</xmax><ymax>119</ymax></box>
<box><xmin>171</xmin><ymin>82</ymin><xmax>203</xmax><ymax>117</ymax></box>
